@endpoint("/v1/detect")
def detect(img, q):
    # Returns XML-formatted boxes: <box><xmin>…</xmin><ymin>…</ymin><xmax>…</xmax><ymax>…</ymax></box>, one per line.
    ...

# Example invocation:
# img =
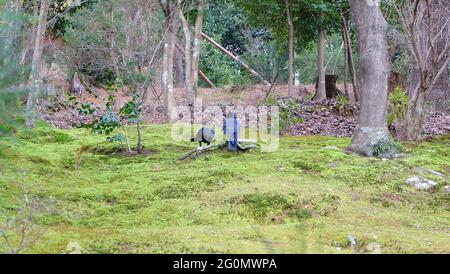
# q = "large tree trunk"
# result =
<box><xmin>285</xmin><ymin>0</ymin><xmax>294</xmax><ymax>97</ymax></box>
<box><xmin>314</xmin><ymin>20</ymin><xmax>326</xmax><ymax>100</ymax></box>
<box><xmin>191</xmin><ymin>0</ymin><xmax>206</xmax><ymax>95</ymax></box>
<box><xmin>26</xmin><ymin>0</ymin><xmax>49</xmax><ymax>129</ymax></box>
<box><xmin>347</xmin><ymin>0</ymin><xmax>390</xmax><ymax>157</ymax></box>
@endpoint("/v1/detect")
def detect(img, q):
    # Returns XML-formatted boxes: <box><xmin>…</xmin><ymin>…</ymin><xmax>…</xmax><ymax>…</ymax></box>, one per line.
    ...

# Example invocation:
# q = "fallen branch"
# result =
<box><xmin>179</xmin><ymin>144</ymin><xmax>221</xmax><ymax>160</ymax></box>
<box><xmin>179</xmin><ymin>140</ymin><xmax>258</xmax><ymax>160</ymax></box>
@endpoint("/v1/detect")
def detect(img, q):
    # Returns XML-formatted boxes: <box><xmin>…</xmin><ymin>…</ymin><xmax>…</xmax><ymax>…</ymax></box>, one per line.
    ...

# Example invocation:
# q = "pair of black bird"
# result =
<box><xmin>190</xmin><ymin>127</ymin><xmax>215</xmax><ymax>147</ymax></box>
<box><xmin>191</xmin><ymin>113</ymin><xmax>239</xmax><ymax>149</ymax></box>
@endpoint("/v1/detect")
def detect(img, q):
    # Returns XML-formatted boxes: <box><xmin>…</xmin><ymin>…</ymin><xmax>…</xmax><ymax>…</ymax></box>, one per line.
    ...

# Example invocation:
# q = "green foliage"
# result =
<box><xmin>373</xmin><ymin>138</ymin><xmax>404</xmax><ymax>157</ymax></box>
<box><xmin>277</xmin><ymin>99</ymin><xmax>304</xmax><ymax>130</ymax></box>
<box><xmin>61</xmin><ymin>0</ymin><xmax>162</xmax><ymax>84</ymax></box>
<box><xmin>105</xmin><ymin>77</ymin><xmax>124</xmax><ymax>94</ymax></box>
<box><xmin>66</xmin><ymin>88</ymin><xmax>144</xmax><ymax>151</ymax></box>
<box><xmin>237</xmin><ymin>0</ymin><xmax>342</xmax><ymax>48</ymax></box>
<box><xmin>200</xmin><ymin>0</ymin><xmax>252</xmax><ymax>87</ymax></box>
<box><xmin>47</xmin><ymin>0</ymin><xmax>95</xmax><ymax>36</ymax></box>
<box><xmin>92</xmin><ymin>109</ymin><xmax>121</xmax><ymax>136</ymax></box>
<box><xmin>388</xmin><ymin>86</ymin><xmax>408</xmax><ymax>127</ymax></box>
<box><xmin>294</xmin><ymin>33</ymin><xmax>360</xmax><ymax>84</ymax></box>
<box><xmin>336</xmin><ymin>93</ymin><xmax>349</xmax><ymax>113</ymax></box>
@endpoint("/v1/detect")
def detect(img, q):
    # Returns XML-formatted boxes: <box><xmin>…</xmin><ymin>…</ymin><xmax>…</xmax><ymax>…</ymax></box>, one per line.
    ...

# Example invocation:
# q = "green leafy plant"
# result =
<box><xmin>336</xmin><ymin>94</ymin><xmax>350</xmax><ymax>114</ymax></box>
<box><xmin>278</xmin><ymin>99</ymin><xmax>304</xmax><ymax>130</ymax></box>
<box><xmin>373</xmin><ymin>138</ymin><xmax>404</xmax><ymax>157</ymax></box>
<box><xmin>388</xmin><ymin>86</ymin><xmax>408</xmax><ymax>128</ymax></box>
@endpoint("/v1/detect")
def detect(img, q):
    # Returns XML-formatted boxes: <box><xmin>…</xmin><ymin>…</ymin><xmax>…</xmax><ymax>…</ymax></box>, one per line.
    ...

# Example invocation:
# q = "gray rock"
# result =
<box><xmin>323</xmin><ymin>146</ymin><xmax>340</xmax><ymax>151</ymax></box>
<box><xmin>348</xmin><ymin>235</ymin><xmax>357</xmax><ymax>252</ymax></box>
<box><xmin>414</xmin><ymin>167</ymin><xmax>445</xmax><ymax>177</ymax></box>
<box><xmin>366</xmin><ymin>242</ymin><xmax>382</xmax><ymax>254</ymax></box>
<box><xmin>378</xmin><ymin>153</ymin><xmax>402</xmax><ymax>160</ymax></box>
<box><xmin>425</xmin><ymin>170</ymin><xmax>445</xmax><ymax>177</ymax></box>
<box><xmin>405</xmin><ymin>176</ymin><xmax>437</xmax><ymax>191</ymax></box>
<box><xmin>444</xmin><ymin>186</ymin><xmax>450</xmax><ymax>193</ymax></box>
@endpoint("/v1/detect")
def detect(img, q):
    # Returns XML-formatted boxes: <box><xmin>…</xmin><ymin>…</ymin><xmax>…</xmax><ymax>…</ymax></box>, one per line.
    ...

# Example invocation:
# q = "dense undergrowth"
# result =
<box><xmin>0</xmin><ymin>123</ymin><xmax>448</xmax><ymax>253</ymax></box>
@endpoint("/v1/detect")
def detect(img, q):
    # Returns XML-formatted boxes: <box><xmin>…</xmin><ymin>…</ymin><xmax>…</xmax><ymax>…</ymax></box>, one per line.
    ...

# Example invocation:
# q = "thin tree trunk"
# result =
<box><xmin>201</xmin><ymin>32</ymin><xmax>271</xmax><ymax>86</ymax></box>
<box><xmin>284</xmin><ymin>0</ymin><xmax>294</xmax><ymax>97</ymax></box>
<box><xmin>26</xmin><ymin>0</ymin><xmax>49</xmax><ymax>129</ymax></box>
<box><xmin>405</xmin><ymin>85</ymin><xmax>426</xmax><ymax>140</ymax></box>
<box><xmin>314</xmin><ymin>19</ymin><xmax>326</xmax><ymax>100</ymax></box>
<box><xmin>340</xmin><ymin>14</ymin><xmax>350</xmax><ymax>100</ymax></box>
<box><xmin>137</xmin><ymin>123</ymin><xmax>143</xmax><ymax>154</ymax></box>
<box><xmin>198</xmin><ymin>69</ymin><xmax>216</xmax><ymax>88</ymax></box>
<box><xmin>109</xmin><ymin>3</ymin><xmax>120</xmax><ymax>76</ymax></box>
<box><xmin>174</xmin><ymin>49</ymin><xmax>184</xmax><ymax>88</ymax></box>
<box><xmin>175</xmin><ymin>43</ymin><xmax>216</xmax><ymax>89</ymax></box>
<box><xmin>347</xmin><ymin>0</ymin><xmax>390</xmax><ymax>157</ymax></box>
<box><xmin>179</xmin><ymin>11</ymin><xmax>194</xmax><ymax>104</ymax></box>
<box><xmin>191</xmin><ymin>0</ymin><xmax>206</xmax><ymax>95</ymax></box>
<box><xmin>160</xmin><ymin>1</ymin><xmax>177</xmax><ymax>122</ymax></box>
<box><xmin>341</xmin><ymin>13</ymin><xmax>360</xmax><ymax>102</ymax></box>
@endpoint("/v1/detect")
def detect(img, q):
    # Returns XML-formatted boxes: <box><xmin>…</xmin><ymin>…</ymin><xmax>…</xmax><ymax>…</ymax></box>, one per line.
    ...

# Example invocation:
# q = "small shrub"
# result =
<box><xmin>373</xmin><ymin>138</ymin><xmax>404</xmax><ymax>157</ymax></box>
<box><xmin>336</xmin><ymin>94</ymin><xmax>349</xmax><ymax>114</ymax></box>
<box><xmin>388</xmin><ymin>87</ymin><xmax>408</xmax><ymax>127</ymax></box>
<box><xmin>278</xmin><ymin>99</ymin><xmax>304</xmax><ymax>130</ymax></box>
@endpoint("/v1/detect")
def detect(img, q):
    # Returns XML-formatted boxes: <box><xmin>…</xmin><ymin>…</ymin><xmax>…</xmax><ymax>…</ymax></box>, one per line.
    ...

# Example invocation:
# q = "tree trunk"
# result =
<box><xmin>160</xmin><ymin>0</ymin><xmax>178</xmax><ymax>122</ymax></box>
<box><xmin>340</xmin><ymin>14</ymin><xmax>350</xmax><ymax>99</ymax></box>
<box><xmin>26</xmin><ymin>0</ymin><xmax>49</xmax><ymax>129</ymax></box>
<box><xmin>179</xmin><ymin>11</ymin><xmax>194</xmax><ymax>104</ymax></box>
<box><xmin>284</xmin><ymin>0</ymin><xmax>294</xmax><ymax>97</ymax></box>
<box><xmin>408</xmin><ymin>0</ymin><xmax>449</xmax><ymax>113</ymax></box>
<box><xmin>176</xmin><ymin>43</ymin><xmax>216</xmax><ymax>89</ymax></box>
<box><xmin>405</xmin><ymin>85</ymin><xmax>426</xmax><ymax>140</ymax></box>
<box><xmin>174</xmin><ymin>49</ymin><xmax>184</xmax><ymax>88</ymax></box>
<box><xmin>347</xmin><ymin>0</ymin><xmax>390</xmax><ymax>157</ymax></box>
<box><xmin>191</xmin><ymin>0</ymin><xmax>206</xmax><ymax>95</ymax></box>
<box><xmin>341</xmin><ymin>12</ymin><xmax>359</xmax><ymax>102</ymax></box>
<box><xmin>137</xmin><ymin>123</ymin><xmax>143</xmax><ymax>154</ymax></box>
<box><xmin>314</xmin><ymin>20</ymin><xmax>326</xmax><ymax>100</ymax></box>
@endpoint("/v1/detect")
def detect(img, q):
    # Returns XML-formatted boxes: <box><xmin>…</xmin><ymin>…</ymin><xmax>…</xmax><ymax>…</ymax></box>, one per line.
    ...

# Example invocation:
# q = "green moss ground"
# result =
<box><xmin>0</xmin><ymin>123</ymin><xmax>449</xmax><ymax>254</ymax></box>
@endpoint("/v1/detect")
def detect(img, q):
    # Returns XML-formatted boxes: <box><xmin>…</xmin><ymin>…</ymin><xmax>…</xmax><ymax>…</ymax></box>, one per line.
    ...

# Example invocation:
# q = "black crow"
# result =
<box><xmin>191</xmin><ymin>127</ymin><xmax>215</xmax><ymax>147</ymax></box>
